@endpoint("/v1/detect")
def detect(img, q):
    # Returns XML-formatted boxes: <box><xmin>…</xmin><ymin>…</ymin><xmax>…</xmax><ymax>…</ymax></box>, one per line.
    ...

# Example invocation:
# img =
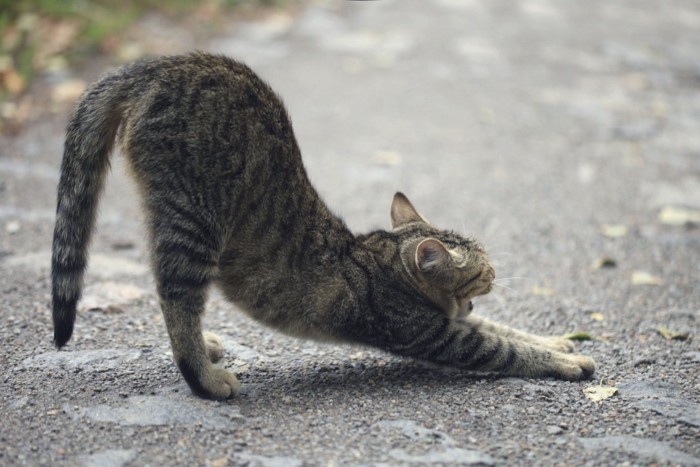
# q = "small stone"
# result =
<box><xmin>633</xmin><ymin>357</ymin><xmax>656</xmax><ymax>367</ymax></box>
<box><xmin>547</xmin><ymin>425</ymin><xmax>564</xmax><ymax>435</ymax></box>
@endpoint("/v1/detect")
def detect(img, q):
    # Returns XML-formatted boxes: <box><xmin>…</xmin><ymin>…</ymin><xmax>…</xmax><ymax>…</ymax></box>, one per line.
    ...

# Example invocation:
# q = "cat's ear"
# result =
<box><xmin>391</xmin><ymin>192</ymin><xmax>429</xmax><ymax>228</ymax></box>
<box><xmin>415</xmin><ymin>238</ymin><xmax>451</xmax><ymax>272</ymax></box>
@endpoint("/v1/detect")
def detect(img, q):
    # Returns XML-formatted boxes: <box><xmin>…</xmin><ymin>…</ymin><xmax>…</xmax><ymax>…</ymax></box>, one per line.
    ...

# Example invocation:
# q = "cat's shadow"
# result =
<box><xmin>234</xmin><ymin>358</ymin><xmax>503</xmax><ymax>404</ymax></box>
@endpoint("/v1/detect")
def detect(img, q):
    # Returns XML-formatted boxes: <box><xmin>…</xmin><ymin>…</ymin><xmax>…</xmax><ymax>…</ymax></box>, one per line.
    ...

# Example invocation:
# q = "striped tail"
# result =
<box><xmin>52</xmin><ymin>74</ymin><xmax>129</xmax><ymax>348</ymax></box>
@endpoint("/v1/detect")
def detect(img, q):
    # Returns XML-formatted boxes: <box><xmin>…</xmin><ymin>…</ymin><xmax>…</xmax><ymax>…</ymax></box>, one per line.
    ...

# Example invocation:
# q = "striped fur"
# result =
<box><xmin>52</xmin><ymin>53</ymin><xmax>594</xmax><ymax>400</ymax></box>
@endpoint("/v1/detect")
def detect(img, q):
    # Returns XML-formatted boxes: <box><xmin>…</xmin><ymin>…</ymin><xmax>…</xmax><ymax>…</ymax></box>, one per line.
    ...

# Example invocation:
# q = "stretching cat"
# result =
<box><xmin>52</xmin><ymin>53</ymin><xmax>595</xmax><ymax>400</ymax></box>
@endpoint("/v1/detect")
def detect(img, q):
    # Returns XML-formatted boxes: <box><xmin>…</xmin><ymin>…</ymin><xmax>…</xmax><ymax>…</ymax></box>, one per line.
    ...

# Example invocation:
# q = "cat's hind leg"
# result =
<box><xmin>149</xmin><ymin>216</ymin><xmax>239</xmax><ymax>400</ymax></box>
<box><xmin>203</xmin><ymin>331</ymin><xmax>225</xmax><ymax>363</ymax></box>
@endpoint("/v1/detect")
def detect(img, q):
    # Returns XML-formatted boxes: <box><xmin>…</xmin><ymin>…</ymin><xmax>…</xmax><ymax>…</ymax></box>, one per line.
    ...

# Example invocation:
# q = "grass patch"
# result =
<box><xmin>0</xmin><ymin>0</ymin><xmax>285</xmax><ymax>102</ymax></box>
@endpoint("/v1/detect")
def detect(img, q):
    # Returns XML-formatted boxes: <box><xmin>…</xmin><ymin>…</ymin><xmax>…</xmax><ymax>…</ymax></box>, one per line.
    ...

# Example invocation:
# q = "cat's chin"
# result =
<box><xmin>454</xmin><ymin>296</ymin><xmax>474</xmax><ymax>317</ymax></box>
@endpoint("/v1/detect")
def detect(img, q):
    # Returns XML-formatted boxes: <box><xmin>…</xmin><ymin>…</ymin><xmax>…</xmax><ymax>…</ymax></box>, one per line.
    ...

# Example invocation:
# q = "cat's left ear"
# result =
<box><xmin>391</xmin><ymin>192</ymin><xmax>429</xmax><ymax>228</ymax></box>
<box><xmin>415</xmin><ymin>238</ymin><xmax>451</xmax><ymax>272</ymax></box>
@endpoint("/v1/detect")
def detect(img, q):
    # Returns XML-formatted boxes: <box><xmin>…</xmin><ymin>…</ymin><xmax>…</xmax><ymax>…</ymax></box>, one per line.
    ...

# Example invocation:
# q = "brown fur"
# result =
<box><xmin>52</xmin><ymin>53</ymin><xmax>594</xmax><ymax>400</ymax></box>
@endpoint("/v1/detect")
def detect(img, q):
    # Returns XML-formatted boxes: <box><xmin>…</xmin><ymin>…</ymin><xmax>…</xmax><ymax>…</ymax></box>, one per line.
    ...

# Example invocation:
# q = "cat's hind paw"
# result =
<box><xmin>205</xmin><ymin>368</ymin><xmax>241</xmax><ymax>399</ymax></box>
<box><xmin>203</xmin><ymin>331</ymin><xmax>225</xmax><ymax>363</ymax></box>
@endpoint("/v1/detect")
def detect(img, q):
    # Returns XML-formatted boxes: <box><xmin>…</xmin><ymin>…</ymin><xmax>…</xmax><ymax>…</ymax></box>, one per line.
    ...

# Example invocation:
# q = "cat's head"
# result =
<box><xmin>390</xmin><ymin>192</ymin><xmax>495</xmax><ymax>318</ymax></box>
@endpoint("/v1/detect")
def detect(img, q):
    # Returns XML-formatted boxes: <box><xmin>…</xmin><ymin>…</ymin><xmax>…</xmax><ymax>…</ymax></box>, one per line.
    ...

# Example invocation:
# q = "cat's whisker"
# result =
<box><xmin>488</xmin><ymin>289</ymin><xmax>508</xmax><ymax>313</ymax></box>
<box><xmin>483</xmin><ymin>230</ymin><xmax>506</xmax><ymax>253</ymax></box>
<box><xmin>493</xmin><ymin>282</ymin><xmax>523</xmax><ymax>298</ymax></box>
<box><xmin>494</xmin><ymin>276</ymin><xmax>534</xmax><ymax>283</ymax></box>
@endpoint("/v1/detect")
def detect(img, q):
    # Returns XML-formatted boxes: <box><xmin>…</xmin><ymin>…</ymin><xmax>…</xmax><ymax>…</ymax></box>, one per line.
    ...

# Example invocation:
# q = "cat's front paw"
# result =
<box><xmin>538</xmin><ymin>336</ymin><xmax>576</xmax><ymax>353</ymax></box>
<box><xmin>550</xmin><ymin>354</ymin><xmax>596</xmax><ymax>381</ymax></box>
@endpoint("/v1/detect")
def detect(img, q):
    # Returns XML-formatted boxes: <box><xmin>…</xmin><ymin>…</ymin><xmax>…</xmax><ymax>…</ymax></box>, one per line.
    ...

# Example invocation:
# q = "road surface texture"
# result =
<box><xmin>1</xmin><ymin>0</ymin><xmax>699</xmax><ymax>465</ymax></box>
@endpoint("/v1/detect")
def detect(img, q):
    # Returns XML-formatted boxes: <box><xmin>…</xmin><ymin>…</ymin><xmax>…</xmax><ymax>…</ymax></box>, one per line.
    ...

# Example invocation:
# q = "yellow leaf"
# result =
<box><xmin>600</xmin><ymin>224</ymin><xmax>628</xmax><ymax>238</ymax></box>
<box><xmin>657</xmin><ymin>325</ymin><xmax>690</xmax><ymax>341</ymax></box>
<box><xmin>658</xmin><ymin>206</ymin><xmax>700</xmax><ymax>226</ymax></box>
<box><xmin>583</xmin><ymin>384</ymin><xmax>618</xmax><ymax>402</ymax></box>
<box><xmin>589</xmin><ymin>312</ymin><xmax>605</xmax><ymax>322</ymax></box>
<box><xmin>631</xmin><ymin>271</ymin><xmax>663</xmax><ymax>286</ymax></box>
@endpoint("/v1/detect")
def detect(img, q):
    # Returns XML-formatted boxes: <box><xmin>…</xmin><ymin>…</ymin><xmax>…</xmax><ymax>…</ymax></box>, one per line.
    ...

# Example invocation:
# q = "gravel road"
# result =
<box><xmin>1</xmin><ymin>0</ymin><xmax>699</xmax><ymax>465</ymax></box>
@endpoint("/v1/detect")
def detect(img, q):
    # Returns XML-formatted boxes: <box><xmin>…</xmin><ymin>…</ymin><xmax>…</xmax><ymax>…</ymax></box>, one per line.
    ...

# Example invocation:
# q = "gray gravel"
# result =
<box><xmin>1</xmin><ymin>0</ymin><xmax>699</xmax><ymax>465</ymax></box>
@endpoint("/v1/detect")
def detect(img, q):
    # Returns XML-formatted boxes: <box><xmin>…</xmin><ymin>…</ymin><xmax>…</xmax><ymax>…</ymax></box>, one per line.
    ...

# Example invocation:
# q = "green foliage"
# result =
<box><xmin>0</xmin><ymin>0</ymin><xmax>286</xmax><ymax>103</ymax></box>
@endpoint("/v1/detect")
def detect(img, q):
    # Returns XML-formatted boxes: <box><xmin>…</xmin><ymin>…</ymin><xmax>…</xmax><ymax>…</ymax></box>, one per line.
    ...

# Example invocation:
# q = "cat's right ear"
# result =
<box><xmin>391</xmin><ymin>192</ymin><xmax>429</xmax><ymax>228</ymax></box>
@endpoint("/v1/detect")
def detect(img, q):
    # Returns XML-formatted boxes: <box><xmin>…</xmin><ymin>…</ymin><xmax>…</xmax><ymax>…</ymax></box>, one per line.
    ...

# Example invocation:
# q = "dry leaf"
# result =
<box><xmin>531</xmin><ymin>285</ymin><xmax>556</xmax><ymax>297</ymax></box>
<box><xmin>373</xmin><ymin>149</ymin><xmax>402</xmax><ymax>167</ymax></box>
<box><xmin>658</xmin><ymin>206</ymin><xmax>700</xmax><ymax>226</ymax></box>
<box><xmin>600</xmin><ymin>224</ymin><xmax>628</xmax><ymax>238</ymax></box>
<box><xmin>589</xmin><ymin>312</ymin><xmax>605</xmax><ymax>322</ymax></box>
<box><xmin>210</xmin><ymin>457</ymin><xmax>229</xmax><ymax>467</ymax></box>
<box><xmin>631</xmin><ymin>271</ymin><xmax>663</xmax><ymax>286</ymax></box>
<box><xmin>657</xmin><ymin>325</ymin><xmax>690</xmax><ymax>341</ymax></box>
<box><xmin>3</xmin><ymin>69</ymin><xmax>26</xmax><ymax>95</ymax></box>
<box><xmin>51</xmin><ymin>79</ymin><xmax>87</xmax><ymax>105</ymax></box>
<box><xmin>563</xmin><ymin>332</ymin><xmax>592</xmax><ymax>341</ymax></box>
<box><xmin>592</xmin><ymin>257</ymin><xmax>617</xmax><ymax>269</ymax></box>
<box><xmin>583</xmin><ymin>384</ymin><xmax>618</xmax><ymax>402</ymax></box>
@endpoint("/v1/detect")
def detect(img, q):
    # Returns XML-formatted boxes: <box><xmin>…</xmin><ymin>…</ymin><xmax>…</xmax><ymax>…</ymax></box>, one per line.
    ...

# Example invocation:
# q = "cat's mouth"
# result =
<box><xmin>454</xmin><ymin>269</ymin><xmax>494</xmax><ymax>305</ymax></box>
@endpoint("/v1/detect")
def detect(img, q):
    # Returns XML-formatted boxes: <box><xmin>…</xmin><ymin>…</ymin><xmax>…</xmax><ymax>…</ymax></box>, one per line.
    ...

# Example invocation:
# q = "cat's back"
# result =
<box><xmin>120</xmin><ymin>53</ymin><xmax>299</xmax><ymax>181</ymax></box>
<box><xmin>124</xmin><ymin>52</ymin><xmax>290</xmax><ymax>132</ymax></box>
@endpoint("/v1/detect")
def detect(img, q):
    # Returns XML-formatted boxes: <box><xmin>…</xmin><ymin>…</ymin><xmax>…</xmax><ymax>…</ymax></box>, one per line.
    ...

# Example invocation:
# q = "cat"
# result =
<box><xmin>51</xmin><ymin>52</ymin><xmax>595</xmax><ymax>400</ymax></box>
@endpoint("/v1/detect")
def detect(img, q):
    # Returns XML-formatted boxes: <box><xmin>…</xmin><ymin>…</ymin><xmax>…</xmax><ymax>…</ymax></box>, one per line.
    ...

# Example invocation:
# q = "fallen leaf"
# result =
<box><xmin>373</xmin><ymin>149</ymin><xmax>402</xmax><ymax>167</ymax></box>
<box><xmin>631</xmin><ymin>271</ymin><xmax>663</xmax><ymax>286</ymax></box>
<box><xmin>657</xmin><ymin>325</ymin><xmax>690</xmax><ymax>341</ymax></box>
<box><xmin>583</xmin><ymin>384</ymin><xmax>618</xmax><ymax>402</ymax></box>
<box><xmin>210</xmin><ymin>456</ymin><xmax>229</xmax><ymax>467</ymax></box>
<box><xmin>592</xmin><ymin>257</ymin><xmax>617</xmax><ymax>269</ymax></box>
<box><xmin>563</xmin><ymin>332</ymin><xmax>592</xmax><ymax>341</ymax></box>
<box><xmin>600</xmin><ymin>224</ymin><xmax>628</xmax><ymax>238</ymax></box>
<box><xmin>658</xmin><ymin>206</ymin><xmax>700</xmax><ymax>226</ymax></box>
<box><xmin>3</xmin><ymin>69</ymin><xmax>26</xmax><ymax>95</ymax></box>
<box><xmin>479</xmin><ymin>107</ymin><xmax>495</xmax><ymax>124</ymax></box>
<box><xmin>531</xmin><ymin>285</ymin><xmax>556</xmax><ymax>297</ymax></box>
<box><xmin>589</xmin><ymin>312</ymin><xmax>605</xmax><ymax>322</ymax></box>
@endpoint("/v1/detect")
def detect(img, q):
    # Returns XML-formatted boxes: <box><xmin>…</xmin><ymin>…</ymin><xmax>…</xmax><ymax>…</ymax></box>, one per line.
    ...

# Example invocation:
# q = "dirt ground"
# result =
<box><xmin>1</xmin><ymin>0</ymin><xmax>699</xmax><ymax>465</ymax></box>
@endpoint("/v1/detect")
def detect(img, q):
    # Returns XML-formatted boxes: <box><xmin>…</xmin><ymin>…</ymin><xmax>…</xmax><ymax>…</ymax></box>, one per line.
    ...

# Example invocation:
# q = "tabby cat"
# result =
<box><xmin>52</xmin><ymin>53</ymin><xmax>595</xmax><ymax>400</ymax></box>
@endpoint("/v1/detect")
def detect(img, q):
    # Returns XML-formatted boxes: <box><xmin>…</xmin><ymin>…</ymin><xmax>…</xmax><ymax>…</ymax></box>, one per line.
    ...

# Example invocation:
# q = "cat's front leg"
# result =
<box><xmin>464</xmin><ymin>314</ymin><xmax>576</xmax><ymax>353</ymax></box>
<box><xmin>389</xmin><ymin>315</ymin><xmax>595</xmax><ymax>381</ymax></box>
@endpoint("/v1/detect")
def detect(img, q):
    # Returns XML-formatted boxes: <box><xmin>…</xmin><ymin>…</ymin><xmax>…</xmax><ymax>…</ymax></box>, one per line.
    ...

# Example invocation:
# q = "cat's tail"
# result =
<box><xmin>52</xmin><ymin>72</ymin><xmax>131</xmax><ymax>348</ymax></box>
